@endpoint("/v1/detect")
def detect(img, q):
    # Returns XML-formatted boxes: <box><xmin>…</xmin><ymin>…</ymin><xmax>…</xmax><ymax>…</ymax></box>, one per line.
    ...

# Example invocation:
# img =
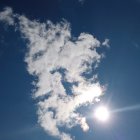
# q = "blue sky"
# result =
<box><xmin>1</xmin><ymin>0</ymin><xmax>140</xmax><ymax>140</ymax></box>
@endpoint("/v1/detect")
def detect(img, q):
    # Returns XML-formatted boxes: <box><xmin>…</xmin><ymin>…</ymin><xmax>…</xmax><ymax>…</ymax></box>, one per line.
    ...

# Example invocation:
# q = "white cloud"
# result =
<box><xmin>102</xmin><ymin>38</ymin><xmax>110</xmax><ymax>48</ymax></box>
<box><xmin>0</xmin><ymin>7</ymin><xmax>108</xmax><ymax>140</ymax></box>
<box><xmin>0</xmin><ymin>7</ymin><xmax>14</xmax><ymax>25</ymax></box>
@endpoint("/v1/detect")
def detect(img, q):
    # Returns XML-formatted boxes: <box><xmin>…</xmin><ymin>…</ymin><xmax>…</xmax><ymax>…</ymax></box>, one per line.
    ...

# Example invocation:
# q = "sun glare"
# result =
<box><xmin>94</xmin><ymin>106</ymin><xmax>110</xmax><ymax>122</ymax></box>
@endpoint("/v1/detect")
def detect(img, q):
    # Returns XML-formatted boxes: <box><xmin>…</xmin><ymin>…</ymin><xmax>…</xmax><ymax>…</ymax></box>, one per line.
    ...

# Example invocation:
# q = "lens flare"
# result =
<box><xmin>112</xmin><ymin>104</ymin><xmax>140</xmax><ymax>113</ymax></box>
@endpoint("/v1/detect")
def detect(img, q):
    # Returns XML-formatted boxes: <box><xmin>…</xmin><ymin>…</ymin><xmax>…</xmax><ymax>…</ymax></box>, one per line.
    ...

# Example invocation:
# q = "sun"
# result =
<box><xmin>94</xmin><ymin>106</ymin><xmax>110</xmax><ymax>122</ymax></box>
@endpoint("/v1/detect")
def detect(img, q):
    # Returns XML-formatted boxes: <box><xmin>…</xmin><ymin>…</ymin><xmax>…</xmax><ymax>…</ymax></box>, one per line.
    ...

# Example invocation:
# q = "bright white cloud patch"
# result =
<box><xmin>0</xmin><ymin>7</ymin><xmax>107</xmax><ymax>140</ymax></box>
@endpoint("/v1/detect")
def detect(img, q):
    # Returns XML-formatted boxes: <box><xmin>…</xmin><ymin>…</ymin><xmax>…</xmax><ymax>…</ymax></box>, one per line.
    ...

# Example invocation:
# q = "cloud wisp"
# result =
<box><xmin>78</xmin><ymin>0</ymin><xmax>86</xmax><ymax>5</ymax></box>
<box><xmin>0</xmin><ymin>7</ymin><xmax>108</xmax><ymax>140</ymax></box>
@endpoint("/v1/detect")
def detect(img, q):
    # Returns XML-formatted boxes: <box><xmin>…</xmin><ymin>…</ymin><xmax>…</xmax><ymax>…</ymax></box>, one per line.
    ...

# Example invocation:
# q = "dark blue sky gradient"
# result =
<box><xmin>1</xmin><ymin>0</ymin><xmax>140</xmax><ymax>140</ymax></box>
